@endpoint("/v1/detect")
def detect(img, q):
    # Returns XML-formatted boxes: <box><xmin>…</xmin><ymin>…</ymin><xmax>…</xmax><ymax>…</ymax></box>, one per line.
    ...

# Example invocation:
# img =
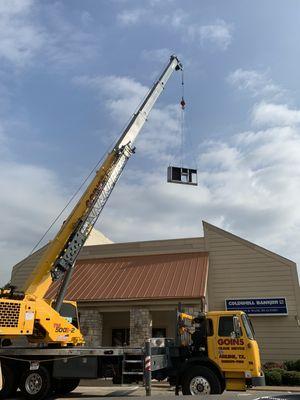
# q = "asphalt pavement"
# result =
<box><xmin>54</xmin><ymin>383</ymin><xmax>300</xmax><ymax>400</ymax></box>
<box><xmin>10</xmin><ymin>382</ymin><xmax>300</xmax><ymax>399</ymax></box>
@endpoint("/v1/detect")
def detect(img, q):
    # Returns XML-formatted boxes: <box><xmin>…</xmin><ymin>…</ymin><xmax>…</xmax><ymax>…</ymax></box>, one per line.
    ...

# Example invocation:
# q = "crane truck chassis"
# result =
<box><xmin>0</xmin><ymin>55</ymin><xmax>264</xmax><ymax>398</ymax></box>
<box><xmin>0</xmin><ymin>310</ymin><xmax>265</xmax><ymax>398</ymax></box>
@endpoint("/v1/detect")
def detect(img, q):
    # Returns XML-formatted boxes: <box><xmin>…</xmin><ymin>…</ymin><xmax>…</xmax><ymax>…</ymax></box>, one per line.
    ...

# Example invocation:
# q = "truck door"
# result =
<box><xmin>214</xmin><ymin>315</ymin><xmax>247</xmax><ymax>371</ymax></box>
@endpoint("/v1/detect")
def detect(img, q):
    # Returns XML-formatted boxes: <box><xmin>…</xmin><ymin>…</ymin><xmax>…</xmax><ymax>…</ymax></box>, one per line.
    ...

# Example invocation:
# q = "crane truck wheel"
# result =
<box><xmin>181</xmin><ymin>366</ymin><xmax>222</xmax><ymax>395</ymax></box>
<box><xmin>52</xmin><ymin>377</ymin><xmax>80</xmax><ymax>394</ymax></box>
<box><xmin>0</xmin><ymin>364</ymin><xmax>16</xmax><ymax>399</ymax></box>
<box><xmin>19</xmin><ymin>366</ymin><xmax>51</xmax><ymax>400</ymax></box>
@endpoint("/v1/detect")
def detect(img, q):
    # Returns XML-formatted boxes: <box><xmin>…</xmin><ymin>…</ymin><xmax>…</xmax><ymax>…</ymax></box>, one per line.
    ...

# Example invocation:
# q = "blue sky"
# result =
<box><xmin>1</xmin><ymin>0</ymin><xmax>300</xmax><ymax>284</ymax></box>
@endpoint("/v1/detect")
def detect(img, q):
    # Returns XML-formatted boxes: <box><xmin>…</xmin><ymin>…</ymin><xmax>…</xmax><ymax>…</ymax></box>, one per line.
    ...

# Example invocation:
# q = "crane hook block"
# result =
<box><xmin>167</xmin><ymin>166</ymin><xmax>198</xmax><ymax>186</ymax></box>
<box><xmin>180</xmin><ymin>97</ymin><xmax>186</xmax><ymax>110</ymax></box>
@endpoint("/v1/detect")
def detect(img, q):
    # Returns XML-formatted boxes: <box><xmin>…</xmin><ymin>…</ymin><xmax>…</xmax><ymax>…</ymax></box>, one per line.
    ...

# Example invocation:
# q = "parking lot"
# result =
<box><xmin>38</xmin><ymin>382</ymin><xmax>300</xmax><ymax>400</ymax></box>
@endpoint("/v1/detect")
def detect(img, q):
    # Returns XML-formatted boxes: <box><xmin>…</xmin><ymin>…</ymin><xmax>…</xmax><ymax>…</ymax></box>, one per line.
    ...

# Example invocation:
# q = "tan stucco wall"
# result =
<box><xmin>78</xmin><ymin>237</ymin><xmax>205</xmax><ymax>260</ymax></box>
<box><xmin>204</xmin><ymin>221</ymin><xmax>300</xmax><ymax>363</ymax></box>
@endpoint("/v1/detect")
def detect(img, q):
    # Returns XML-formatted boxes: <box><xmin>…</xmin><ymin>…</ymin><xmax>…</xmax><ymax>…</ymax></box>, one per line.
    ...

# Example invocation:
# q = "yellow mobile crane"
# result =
<box><xmin>0</xmin><ymin>55</ymin><xmax>182</xmax><ymax>348</ymax></box>
<box><xmin>0</xmin><ymin>56</ymin><xmax>265</xmax><ymax>399</ymax></box>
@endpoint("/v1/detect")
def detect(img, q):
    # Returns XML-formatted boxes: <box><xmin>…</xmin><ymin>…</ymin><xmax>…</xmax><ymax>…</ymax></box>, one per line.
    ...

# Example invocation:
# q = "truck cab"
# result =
<box><xmin>167</xmin><ymin>310</ymin><xmax>264</xmax><ymax>395</ymax></box>
<box><xmin>206</xmin><ymin>311</ymin><xmax>264</xmax><ymax>391</ymax></box>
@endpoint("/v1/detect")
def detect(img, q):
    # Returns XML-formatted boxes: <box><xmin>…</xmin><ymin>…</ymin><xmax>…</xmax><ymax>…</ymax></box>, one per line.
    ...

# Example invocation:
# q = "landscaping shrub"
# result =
<box><xmin>265</xmin><ymin>370</ymin><xmax>282</xmax><ymax>386</ymax></box>
<box><xmin>270</xmin><ymin>368</ymin><xmax>285</xmax><ymax>376</ymax></box>
<box><xmin>293</xmin><ymin>360</ymin><xmax>300</xmax><ymax>372</ymax></box>
<box><xmin>282</xmin><ymin>371</ymin><xmax>300</xmax><ymax>386</ymax></box>
<box><xmin>263</xmin><ymin>362</ymin><xmax>285</xmax><ymax>371</ymax></box>
<box><xmin>264</xmin><ymin>360</ymin><xmax>300</xmax><ymax>386</ymax></box>
<box><xmin>284</xmin><ymin>359</ymin><xmax>300</xmax><ymax>372</ymax></box>
<box><xmin>284</xmin><ymin>360</ymin><xmax>296</xmax><ymax>371</ymax></box>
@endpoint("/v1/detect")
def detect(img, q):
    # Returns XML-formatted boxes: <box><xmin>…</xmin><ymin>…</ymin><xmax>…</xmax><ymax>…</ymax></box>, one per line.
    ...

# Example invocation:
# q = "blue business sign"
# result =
<box><xmin>225</xmin><ymin>297</ymin><xmax>288</xmax><ymax>316</ymax></box>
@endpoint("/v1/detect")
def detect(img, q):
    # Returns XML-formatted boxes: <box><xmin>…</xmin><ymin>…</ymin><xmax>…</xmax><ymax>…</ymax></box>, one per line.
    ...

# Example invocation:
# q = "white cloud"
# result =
<box><xmin>163</xmin><ymin>8</ymin><xmax>187</xmax><ymax>29</ymax></box>
<box><xmin>252</xmin><ymin>102</ymin><xmax>300</xmax><ymax>127</ymax></box>
<box><xmin>0</xmin><ymin>0</ymin><xmax>45</xmax><ymax>67</ymax></box>
<box><xmin>0</xmin><ymin>118</ymin><xmax>73</xmax><ymax>286</ymax></box>
<box><xmin>117</xmin><ymin>8</ymin><xmax>147</xmax><ymax>25</ymax></box>
<box><xmin>0</xmin><ymin>1</ymin><xmax>99</xmax><ymax>70</ymax></box>
<box><xmin>81</xmin><ymin>10</ymin><xmax>93</xmax><ymax>27</ymax></box>
<box><xmin>116</xmin><ymin>7</ymin><xmax>232</xmax><ymax>50</ymax></box>
<box><xmin>0</xmin><ymin>159</ymin><xmax>68</xmax><ymax>285</ymax></box>
<box><xmin>188</xmin><ymin>19</ymin><xmax>233</xmax><ymax>50</ymax></box>
<box><xmin>141</xmin><ymin>48</ymin><xmax>174</xmax><ymax>63</ymax></box>
<box><xmin>228</xmin><ymin>69</ymin><xmax>283</xmax><ymax>99</ymax></box>
<box><xmin>76</xmin><ymin>71</ymin><xmax>300</xmax><ymax>274</ymax></box>
<box><xmin>73</xmin><ymin>74</ymin><xmax>182</xmax><ymax>162</ymax></box>
<box><xmin>98</xmin><ymin>120</ymin><xmax>300</xmax><ymax>276</ymax></box>
<box><xmin>73</xmin><ymin>74</ymin><xmax>147</xmax><ymax>122</ymax></box>
<box><xmin>42</xmin><ymin>2</ymin><xmax>99</xmax><ymax>68</ymax></box>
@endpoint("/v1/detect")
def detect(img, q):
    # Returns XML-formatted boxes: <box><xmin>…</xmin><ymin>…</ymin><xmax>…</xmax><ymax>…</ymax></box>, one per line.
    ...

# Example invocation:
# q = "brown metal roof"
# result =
<box><xmin>47</xmin><ymin>252</ymin><xmax>208</xmax><ymax>302</ymax></box>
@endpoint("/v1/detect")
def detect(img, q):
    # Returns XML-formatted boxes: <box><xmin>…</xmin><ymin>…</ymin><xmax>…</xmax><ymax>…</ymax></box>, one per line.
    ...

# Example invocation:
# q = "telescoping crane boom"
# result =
<box><xmin>0</xmin><ymin>55</ymin><xmax>182</xmax><ymax>346</ymax></box>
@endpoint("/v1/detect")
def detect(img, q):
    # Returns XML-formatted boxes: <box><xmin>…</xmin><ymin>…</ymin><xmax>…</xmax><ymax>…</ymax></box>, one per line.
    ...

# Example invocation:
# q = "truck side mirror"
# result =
<box><xmin>233</xmin><ymin>316</ymin><xmax>242</xmax><ymax>338</ymax></box>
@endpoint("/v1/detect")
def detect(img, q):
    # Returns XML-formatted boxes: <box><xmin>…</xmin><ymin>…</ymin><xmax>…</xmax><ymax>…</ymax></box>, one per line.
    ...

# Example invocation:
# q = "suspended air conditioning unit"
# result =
<box><xmin>167</xmin><ymin>166</ymin><xmax>198</xmax><ymax>186</ymax></box>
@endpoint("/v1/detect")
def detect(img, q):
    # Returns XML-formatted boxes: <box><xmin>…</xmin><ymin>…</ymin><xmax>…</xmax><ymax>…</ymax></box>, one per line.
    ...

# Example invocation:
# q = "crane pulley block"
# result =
<box><xmin>167</xmin><ymin>166</ymin><xmax>198</xmax><ymax>186</ymax></box>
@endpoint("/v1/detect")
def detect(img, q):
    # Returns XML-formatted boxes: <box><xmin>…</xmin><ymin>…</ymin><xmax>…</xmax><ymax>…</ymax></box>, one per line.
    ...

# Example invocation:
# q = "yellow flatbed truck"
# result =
<box><xmin>0</xmin><ymin>56</ymin><xmax>264</xmax><ymax>398</ymax></box>
<box><xmin>0</xmin><ymin>309</ymin><xmax>264</xmax><ymax>398</ymax></box>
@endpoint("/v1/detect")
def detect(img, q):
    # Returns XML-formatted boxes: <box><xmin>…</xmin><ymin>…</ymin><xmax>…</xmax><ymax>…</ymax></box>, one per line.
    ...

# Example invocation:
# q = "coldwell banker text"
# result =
<box><xmin>225</xmin><ymin>298</ymin><xmax>288</xmax><ymax>316</ymax></box>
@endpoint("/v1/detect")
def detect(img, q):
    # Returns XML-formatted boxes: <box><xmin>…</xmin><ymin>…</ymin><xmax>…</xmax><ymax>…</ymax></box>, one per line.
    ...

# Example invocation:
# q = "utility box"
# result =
<box><xmin>167</xmin><ymin>166</ymin><xmax>198</xmax><ymax>186</ymax></box>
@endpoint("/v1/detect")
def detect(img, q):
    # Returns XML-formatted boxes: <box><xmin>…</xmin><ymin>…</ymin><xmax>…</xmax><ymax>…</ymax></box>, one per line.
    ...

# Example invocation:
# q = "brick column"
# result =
<box><xmin>130</xmin><ymin>308</ymin><xmax>152</xmax><ymax>347</ymax></box>
<box><xmin>79</xmin><ymin>308</ymin><xmax>103</xmax><ymax>346</ymax></box>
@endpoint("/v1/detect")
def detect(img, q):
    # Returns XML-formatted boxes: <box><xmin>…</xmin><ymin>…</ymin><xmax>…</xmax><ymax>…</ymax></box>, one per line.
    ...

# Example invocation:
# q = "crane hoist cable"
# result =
<box><xmin>167</xmin><ymin>68</ymin><xmax>198</xmax><ymax>186</ymax></box>
<box><xmin>180</xmin><ymin>69</ymin><xmax>185</xmax><ymax>167</ymax></box>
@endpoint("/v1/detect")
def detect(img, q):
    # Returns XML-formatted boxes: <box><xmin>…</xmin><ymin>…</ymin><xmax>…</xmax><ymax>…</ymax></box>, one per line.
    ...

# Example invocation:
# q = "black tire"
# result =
<box><xmin>182</xmin><ymin>366</ymin><xmax>222</xmax><ymax>395</ymax></box>
<box><xmin>52</xmin><ymin>378</ymin><xmax>80</xmax><ymax>395</ymax></box>
<box><xmin>19</xmin><ymin>366</ymin><xmax>51</xmax><ymax>400</ymax></box>
<box><xmin>0</xmin><ymin>364</ymin><xmax>16</xmax><ymax>399</ymax></box>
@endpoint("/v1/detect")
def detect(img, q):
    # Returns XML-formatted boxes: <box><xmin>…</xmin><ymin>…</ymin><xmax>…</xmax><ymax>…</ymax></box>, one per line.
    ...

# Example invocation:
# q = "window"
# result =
<box><xmin>152</xmin><ymin>328</ymin><xmax>166</xmax><ymax>337</ymax></box>
<box><xmin>242</xmin><ymin>314</ymin><xmax>255</xmax><ymax>340</ymax></box>
<box><xmin>112</xmin><ymin>328</ymin><xmax>130</xmax><ymax>346</ymax></box>
<box><xmin>60</xmin><ymin>302</ymin><xmax>79</xmax><ymax>328</ymax></box>
<box><xmin>218</xmin><ymin>316</ymin><xmax>234</xmax><ymax>337</ymax></box>
<box><xmin>206</xmin><ymin>318</ymin><xmax>214</xmax><ymax>336</ymax></box>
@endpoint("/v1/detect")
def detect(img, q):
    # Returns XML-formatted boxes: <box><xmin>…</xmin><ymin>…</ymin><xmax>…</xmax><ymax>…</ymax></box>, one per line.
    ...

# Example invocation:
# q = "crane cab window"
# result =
<box><xmin>206</xmin><ymin>318</ymin><xmax>214</xmax><ymax>336</ymax></box>
<box><xmin>167</xmin><ymin>166</ymin><xmax>198</xmax><ymax>186</ymax></box>
<box><xmin>60</xmin><ymin>302</ymin><xmax>79</xmax><ymax>328</ymax></box>
<box><xmin>218</xmin><ymin>316</ymin><xmax>234</xmax><ymax>337</ymax></box>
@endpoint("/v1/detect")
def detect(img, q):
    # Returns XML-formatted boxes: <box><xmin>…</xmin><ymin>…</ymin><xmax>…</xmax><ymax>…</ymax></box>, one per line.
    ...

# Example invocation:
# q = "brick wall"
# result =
<box><xmin>130</xmin><ymin>308</ymin><xmax>151</xmax><ymax>347</ymax></box>
<box><xmin>79</xmin><ymin>308</ymin><xmax>103</xmax><ymax>346</ymax></box>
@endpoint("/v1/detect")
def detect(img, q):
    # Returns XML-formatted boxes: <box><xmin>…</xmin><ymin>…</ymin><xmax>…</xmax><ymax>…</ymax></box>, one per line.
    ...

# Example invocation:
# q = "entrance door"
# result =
<box><xmin>112</xmin><ymin>328</ymin><xmax>130</xmax><ymax>346</ymax></box>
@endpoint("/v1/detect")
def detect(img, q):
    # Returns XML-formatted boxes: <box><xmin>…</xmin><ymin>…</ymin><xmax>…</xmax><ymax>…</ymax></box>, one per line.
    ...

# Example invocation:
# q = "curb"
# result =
<box><xmin>250</xmin><ymin>386</ymin><xmax>300</xmax><ymax>393</ymax></box>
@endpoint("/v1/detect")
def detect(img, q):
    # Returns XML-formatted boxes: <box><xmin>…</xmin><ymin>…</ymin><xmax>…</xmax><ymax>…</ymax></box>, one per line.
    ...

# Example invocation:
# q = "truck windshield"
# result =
<box><xmin>242</xmin><ymin>314</ymin><xmax>255</xmax><ymax>340</ymax></box>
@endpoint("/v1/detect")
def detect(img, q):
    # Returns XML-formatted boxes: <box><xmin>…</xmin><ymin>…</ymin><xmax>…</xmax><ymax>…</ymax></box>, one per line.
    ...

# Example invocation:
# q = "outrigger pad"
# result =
<box><xmin>167</xmin><ymin>166</ymin><xmax>198</xmax><ymax>186</ymax></box>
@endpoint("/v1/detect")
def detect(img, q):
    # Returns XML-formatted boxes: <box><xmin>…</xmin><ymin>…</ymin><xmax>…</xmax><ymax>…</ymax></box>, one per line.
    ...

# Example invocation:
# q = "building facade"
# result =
<box><xmin>11</xmin><ymin>222</ymin><xmax>300</xmax><ymax>363</ymax></box>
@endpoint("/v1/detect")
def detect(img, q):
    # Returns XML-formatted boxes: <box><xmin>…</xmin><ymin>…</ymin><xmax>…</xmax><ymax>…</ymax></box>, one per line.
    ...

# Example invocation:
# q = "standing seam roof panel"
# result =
<box><xmin>46</xmin><ymin>252</ymin><xmax>208</xmax><ymax>301</ymax></box>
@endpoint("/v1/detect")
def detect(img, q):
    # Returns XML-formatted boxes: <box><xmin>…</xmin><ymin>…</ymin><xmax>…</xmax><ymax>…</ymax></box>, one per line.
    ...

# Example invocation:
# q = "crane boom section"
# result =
<box><xmin>23</xmin><ymin>150</ymin><xmax>118</xmax><ymax>298</ymax></box>
<box><xmin>23</xmin><ymin>56</ymin><xmax>182</xmax><ymax>300</ymax></box>
<box><xmin>116</xmin><ymin>56</ymin><xmax>181</xmax><ymax>149</ymax></box>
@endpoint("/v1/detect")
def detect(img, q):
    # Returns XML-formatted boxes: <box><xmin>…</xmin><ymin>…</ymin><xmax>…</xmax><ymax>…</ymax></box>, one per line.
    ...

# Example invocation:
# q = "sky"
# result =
<box><xmin>1</xmin><ymin>0</ymin><xmax>300</xmax><ymax>284</ymax></box>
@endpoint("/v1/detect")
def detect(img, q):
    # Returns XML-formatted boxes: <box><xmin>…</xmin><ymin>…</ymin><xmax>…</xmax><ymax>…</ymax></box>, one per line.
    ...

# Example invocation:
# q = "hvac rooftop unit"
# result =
<box><xmin>167</xmin><ymin>166</ymin><xmax>198</xmax><ymax>186</ymax></box>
